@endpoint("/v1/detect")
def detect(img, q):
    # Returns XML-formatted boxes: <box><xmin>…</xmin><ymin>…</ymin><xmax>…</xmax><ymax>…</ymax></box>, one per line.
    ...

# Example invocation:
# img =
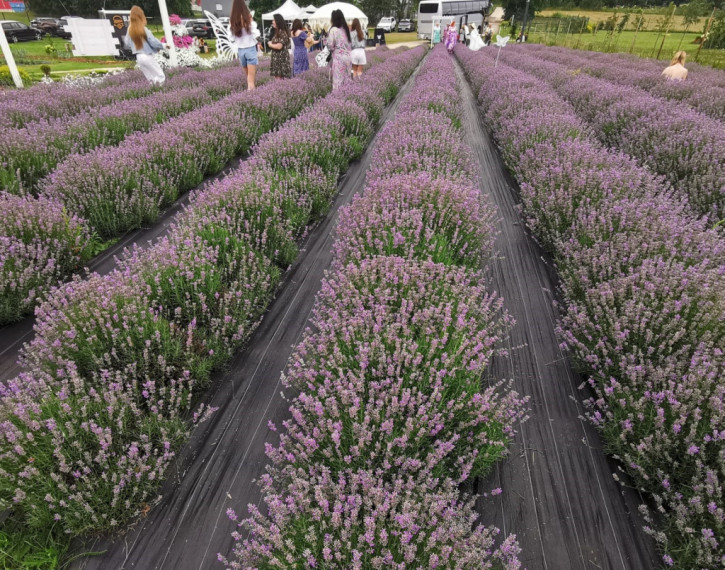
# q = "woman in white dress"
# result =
<box><xmin>468</xmin><ymin>23</ymin><xmax>485</xmax><ymax>51</ymax></box>
<box><xmin>350</xmin><ymin>18</ymin><xmax>367</xmax><ymax>78</ymax></box>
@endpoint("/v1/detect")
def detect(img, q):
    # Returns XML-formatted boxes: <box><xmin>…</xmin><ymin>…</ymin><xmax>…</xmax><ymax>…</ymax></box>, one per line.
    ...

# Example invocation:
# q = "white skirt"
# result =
<box><xmin>351</xmin><ymin>48</ymin><xmax>366</xmax><ymax>65</ymax></box>
<box><xmin>136</xmin><ymin>53</ymin><xmax>165</xmax><ymax>84</ymax></box>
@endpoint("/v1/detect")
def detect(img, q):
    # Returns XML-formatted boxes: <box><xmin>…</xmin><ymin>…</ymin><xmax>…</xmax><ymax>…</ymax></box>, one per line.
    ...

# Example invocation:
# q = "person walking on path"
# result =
<box><xmin>291</xmin><ymin>19</ymin><xmax>310</xmax><ymax>76</ymax></box>
<box><xmin>468</xmin><ymin>23</ymin><xmax>485</xmax><ymax>51</ymax></box>
<box><xmin>432</xmin><ymin>22</ymin><xmax>441</xmax><ymax>44</ymax></box>
<box><xmin>124</xmin><ymin>5</ymin><xmax>166</xmax><ymax>84</ymax></box>
<box><xmin>327</xmin><ymin>9</ymin><xmax>352</xmax><ymax>89</ymax></box>
<box><xmin>230</xmin><ymin>0</ymin><xmax>260</xmax><ymax>89</ymax></box>
<box><xmin>268</xmin><ymin>14</ymin><xmax>292</xmax><ymax>79</ymax></box>
<box><xmin>350</xmin><ymin>18</ymin><xmax>367</xmax><ymax>79</ymax></box>
<box><xmin>444</xmin><ymin>21</ymin><xmax>458</xmax><ymax>53</ymax></box>
<box><xmin>662</xmin><ymin>51</ymin><xmax>688</xmax><ymax>81</ymax></box>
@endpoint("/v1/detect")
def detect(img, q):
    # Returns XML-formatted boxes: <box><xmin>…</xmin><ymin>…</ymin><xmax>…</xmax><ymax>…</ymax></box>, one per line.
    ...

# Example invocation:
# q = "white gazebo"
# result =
<box><xmin>308</xmin><ymin>2</ymin><xmax>368</xmax><ymax>32</ymax></box>
<box><xmin>262</xmin><ymin>0</ymin><xmax>304</xmax><ymax>25</ymax></box>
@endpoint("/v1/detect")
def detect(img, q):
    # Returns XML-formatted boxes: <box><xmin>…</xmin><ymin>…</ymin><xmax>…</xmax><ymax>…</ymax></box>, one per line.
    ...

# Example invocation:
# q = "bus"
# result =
<box><xmin>417</xmin><ymin>0</ymin><xmax>490</xmax><ymax>40</ymax></box>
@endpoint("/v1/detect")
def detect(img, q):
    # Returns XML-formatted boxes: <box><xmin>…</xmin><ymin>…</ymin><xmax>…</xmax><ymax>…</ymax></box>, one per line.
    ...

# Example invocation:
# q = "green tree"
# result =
<box><xmin>26</xmin><ymin>0</ymin><xmax>192</xmax><ymax>18</ymax></box>
<box><xmin>502</xmin><ymin>0</ymin><xmax>546</xmax><ymax>25</ymax></box>
<box><xmin>677</xmin><ymin>0</ymin><xmax>706</xmax><ymax>50</ymax></box>
<box><xmin>707</xmin><ymin>9</ymin><xmax>725</xmax><ymax>48</ymax></box>
<box><xmin>360</xmin><ymin>0</ymin><xmax>394</xmax><ymax>27</ymax></box>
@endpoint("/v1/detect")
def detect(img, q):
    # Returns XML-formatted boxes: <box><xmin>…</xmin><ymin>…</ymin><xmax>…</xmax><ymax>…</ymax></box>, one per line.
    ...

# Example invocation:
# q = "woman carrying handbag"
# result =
<box><xmin>326</xmin><ymin>9</ymin><xmax>352</xmax><ymax>89</ymax></box>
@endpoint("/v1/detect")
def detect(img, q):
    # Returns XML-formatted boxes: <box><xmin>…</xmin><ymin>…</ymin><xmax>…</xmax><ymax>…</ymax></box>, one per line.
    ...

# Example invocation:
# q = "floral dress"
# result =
<box><xmin>445</xmin><ymin>25</ymin><xmax>458</xmax><ymax>52</ymax></box>
<box><xmin>270</xmin><ymin>32</ymin><xmax>291</xmax><ymax>78</ymax></box>
<box><xmin>326</xmin><ymin>26</ymin><xmax>352</xmax><ymax>90</ymax></box>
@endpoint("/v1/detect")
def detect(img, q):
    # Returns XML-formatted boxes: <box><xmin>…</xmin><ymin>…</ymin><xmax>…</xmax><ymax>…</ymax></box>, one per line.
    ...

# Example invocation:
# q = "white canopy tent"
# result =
<box><xmin>301</xmin><ymin>4</ymin><xmax>318</xmax><ymax>16</ymax></box>
<box><xmin>307</xmin><ymin>2</ymin><xmax>368</xmax><ymax>32</ymax></box>
<box><xmin>262</xmin><ymin>0</ymin><xmax>304</xmax><ymax>24</ymax></box>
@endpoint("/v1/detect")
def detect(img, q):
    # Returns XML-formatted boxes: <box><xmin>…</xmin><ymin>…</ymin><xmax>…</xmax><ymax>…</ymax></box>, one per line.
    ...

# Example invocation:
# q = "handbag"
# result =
<box><xmin>315</xmin><ymin>47</ymin><xmax>330</xmax><ymax>67</ymax></box>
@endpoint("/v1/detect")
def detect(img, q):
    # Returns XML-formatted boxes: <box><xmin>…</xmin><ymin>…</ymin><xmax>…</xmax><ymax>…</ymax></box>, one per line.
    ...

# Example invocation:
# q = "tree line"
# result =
<box><xmin>25</xmin><ymin>0</ymin><xmax>194</xmax><ymax>18</ymax></box>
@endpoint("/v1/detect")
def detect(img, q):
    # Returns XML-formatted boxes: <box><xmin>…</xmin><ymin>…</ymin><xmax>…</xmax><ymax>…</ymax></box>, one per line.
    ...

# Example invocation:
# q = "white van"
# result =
<box><xmin>417</xmin><ymin>0</ymin><xmax>489</xmax><ymax>39</ymax></box>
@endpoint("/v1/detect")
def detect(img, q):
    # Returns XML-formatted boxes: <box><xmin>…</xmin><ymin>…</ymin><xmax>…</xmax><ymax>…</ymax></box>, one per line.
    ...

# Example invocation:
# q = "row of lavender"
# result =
<box><xmin>520</xmin><ymin>45</ymin><xmax>725</xmax><ymax>121</ymax></box>
<box><xmin>0</xmin><ymin>64</ymin><xmax>322</xmax><ymax>325</ymax></box>
<box><xmin>0</xmin><ymin>65</ymin><xmax>220</xmax><ymax>128</ymax></box>
<box><xmin>0</xmin><ymin>46</ymin><xmax>424</xmax><ymax>562</ymax></box>
<box><xmin>1</xmin><ymin>63</ymin><xmax>270</xmax><ymax>194</ymax></box>
<box><xmin>494</xmin><ymin>47</ymin><xmax>725</xmax><ymax>221</ymax></box>
<box><xmin>456</xmin><ymin>45</ymin><xmax>724</xmax><ymax>569</ymax></box>
<box><xmin>221</xmin><ymin>45</ymin><xmax>526</xmax><ymax>569</ymax></box>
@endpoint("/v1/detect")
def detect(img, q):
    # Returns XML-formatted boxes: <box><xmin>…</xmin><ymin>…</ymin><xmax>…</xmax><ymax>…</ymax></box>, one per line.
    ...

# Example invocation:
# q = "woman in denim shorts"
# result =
<box><xmin>230</xmin><ymin>0</ymin><xmax>260</xmax><ymax>89</ymax></box>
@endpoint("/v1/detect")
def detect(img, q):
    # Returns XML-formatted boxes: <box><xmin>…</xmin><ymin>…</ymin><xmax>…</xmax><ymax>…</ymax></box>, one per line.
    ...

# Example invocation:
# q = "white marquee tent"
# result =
<box><xmin>262</xmin><ymin>0</ymin><xmax>303</xmax><ymax>24</ymax></box>
<box><xmin>301</xmin><ymin>4</ymin><xmax>318</xmax><ymax>16</ymax></box>
<box><xmin>307</xmin><ymin>2</ymin><xmax>368</xmax><ymax>31</ymax></box>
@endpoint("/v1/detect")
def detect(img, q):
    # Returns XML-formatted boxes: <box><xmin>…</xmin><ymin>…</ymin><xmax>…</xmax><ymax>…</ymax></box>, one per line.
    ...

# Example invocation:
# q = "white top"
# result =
<box><xmin>230</xmin><ymin>20</ymin><xmax>259</xmax><ymax>49</ymax></box>
<box><xmin>662</xmin><ymin>63</ymin><xmax>688</xmax><ymax>81</ymax></box>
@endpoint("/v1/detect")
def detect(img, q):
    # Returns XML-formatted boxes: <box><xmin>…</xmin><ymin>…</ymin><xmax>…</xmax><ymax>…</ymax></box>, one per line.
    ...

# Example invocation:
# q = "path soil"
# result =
<box><xmin>69</xmin><ymin>62</ymin><xmax>424</xmax><ymax>570</ymax></box>
<box><xmin>0</xmin><ymin>157</ymin><xmax>244</xmax><ymax>385</ymax></box>
<box><xmin>455</xmin><ymin>59</ymin><xmax>658</xmax><ymax>569</ymax></box>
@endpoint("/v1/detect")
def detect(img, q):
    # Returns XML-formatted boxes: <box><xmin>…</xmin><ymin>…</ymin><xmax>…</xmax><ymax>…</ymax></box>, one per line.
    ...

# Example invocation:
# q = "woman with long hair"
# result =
<box><xmin>268</xmin><ymin>13</ymin><xmax>292</xmax><ymax>79</ymax></box>
<box><xmin>350</xmin><ymin>18</ymin><xmax>366</xmax><ymax>78</ymax></box>
<box><xmin>230</xmin><ymin>0</ymin><xmax>260</xmax><ymax>89</ymax></box>
<box><xmin>327</xmin><ymin>9</ymin><xmax>352</xmax><ymax>89</ymax></box>
<box><xmin>291</xmin><ymin>19</ymin><xmax>309</xmax><ymax>76</ymax></box>
<box><xmin>124</xmin><ymin>5</ymin><xmax>166</xmax><ymax>84</ymax></box>
<box><xmin>662</xmin><ymin>51</ymin><xmax>688</xmax><ymax>81</ymax></box>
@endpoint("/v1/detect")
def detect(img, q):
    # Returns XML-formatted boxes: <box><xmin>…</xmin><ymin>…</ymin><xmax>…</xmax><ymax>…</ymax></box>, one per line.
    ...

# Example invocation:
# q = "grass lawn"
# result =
<box><xmin>0</xmin><ymin>37</ymin><xmax>131</xmax><ymax>81</ymax></box>
<box><xmin>496</xmin><ymin>19</ymin><xmax>724</xmax><ymax>69</ymax></box>
<box><xmin>367</xmin><ymin>30</ymin><xmax>422</xmax><ymax>44</ymax></box>
<box><xmin>520</xmin><ymin>8</ymin><xmax>724</xmax><ymax>68</ymax></box>
<box><xmin>537</xmin><ymin>9</ymin><xmax>709</xmax><ymax>33</ymax></box>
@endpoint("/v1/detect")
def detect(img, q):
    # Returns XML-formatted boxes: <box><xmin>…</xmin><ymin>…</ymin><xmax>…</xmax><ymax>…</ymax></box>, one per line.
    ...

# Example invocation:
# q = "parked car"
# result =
<box><xmin>30</xmin><ymin>17</ymin><xmax>63</xmax><ymax>36</ymax></box>
<box><xmin>56</xmin><ymin>16</ymin><xmax>84</xmax><ymax>40</ymax></box>
<box><xmin>183</xmin><ymin>18</ymin><xmax>205</xmax><ymax>34</ymax></box>
<box><xmin>190</xmin><ymin>19</ymin><xmax>216</xmax><ymax>39</ymax></box>
<box><xmin>1</xmin><ymin>21</ymin><xmax>43</xmax><ymax>42</ymax></box>
<box><xmin>397</xmin><ymin>19</ymin><xmax>414</xmax><ymax>32</ymax></box>
<box><xmin>376</xmin><ymin>17</ymin><xmax>396</xmax><ymax>32</ymax></box>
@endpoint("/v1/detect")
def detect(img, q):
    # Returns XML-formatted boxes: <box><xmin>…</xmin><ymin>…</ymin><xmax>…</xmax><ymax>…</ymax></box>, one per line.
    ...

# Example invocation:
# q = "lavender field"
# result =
<box><xmin>0</xmin><ymin>41</ymin><xmax>723</xmax><ymax>569</ymax></box>
<box><xmin>455</xmin><ymin>44</ymin><xmax>724</xmax><ymax>569</ymax></box>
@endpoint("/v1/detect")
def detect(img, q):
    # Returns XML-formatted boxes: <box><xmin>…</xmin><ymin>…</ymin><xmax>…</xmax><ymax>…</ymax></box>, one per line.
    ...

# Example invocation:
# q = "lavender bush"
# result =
<box><xmin>518</xmin><ymin>44</ymin><xmax>725</xmax><ymax>122</ymax></box>
<box><xmin>333</xmin><ymin>173</ymin><xmax>496</xmax><ymax>267</ymax></box>
<box><xmin>224</xmin><ymin>470</ymin><xmax>522</xmax><ymax>570</ymax></box>
<box><xmin>0</xmin><ymin>46</ymin><xmax>425</xmax><ymax>559</ymax></box>
<box><xmin>456</xmin><ymin>45</ymin><xmax>725</xmax><ymax>569</ymax></box>
<box><xmin>224</xmin><ymin>46</ymin><xmax>525</xmax><ymax>569</ymax></box>
<box><xmin>492</xmin><ymin>47</ymin><xmax>725</xmax><ymax>220</ymax></box>
<box><xmin>0</xmin><ymin>192</ymin><xmax>92</xmax><ymax>324</ymax></box>
<box><xmin>277</xmin><ymin>257</ymin><xmax>521</xmax><ymax>482</ymax></box>
<box><xmin>0</xmin><ymin>64</ymin><xmax>244</xmax><ymax>128</ymax></box>
<box><xmin>41</xmin><ymin>71</ymin><xmax>328</xmax><ymax>239</ymax></box>
<box><xmin>0</xmin><ymin>67</ymin><xmax>264</xmax><ymax>195</ymax></box>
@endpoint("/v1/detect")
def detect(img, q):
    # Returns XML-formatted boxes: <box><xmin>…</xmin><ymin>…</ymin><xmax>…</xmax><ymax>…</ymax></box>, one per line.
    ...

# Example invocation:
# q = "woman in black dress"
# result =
<box><xmin>268</xmin><ymin>14</ymin><xmax>291</xmax><ymax>79</ymax></box>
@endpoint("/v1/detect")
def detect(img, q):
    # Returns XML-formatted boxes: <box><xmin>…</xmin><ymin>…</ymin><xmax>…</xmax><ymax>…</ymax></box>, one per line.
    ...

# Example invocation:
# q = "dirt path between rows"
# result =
<box><xmin>69</xmin><ymin>58</ymin><xmax>426</xmax><ymax>570</ymax></box>
<box><xmin>455</xmin><ymin>57</ymin><xmax>658</xmax><ymax>570</ymax></box>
